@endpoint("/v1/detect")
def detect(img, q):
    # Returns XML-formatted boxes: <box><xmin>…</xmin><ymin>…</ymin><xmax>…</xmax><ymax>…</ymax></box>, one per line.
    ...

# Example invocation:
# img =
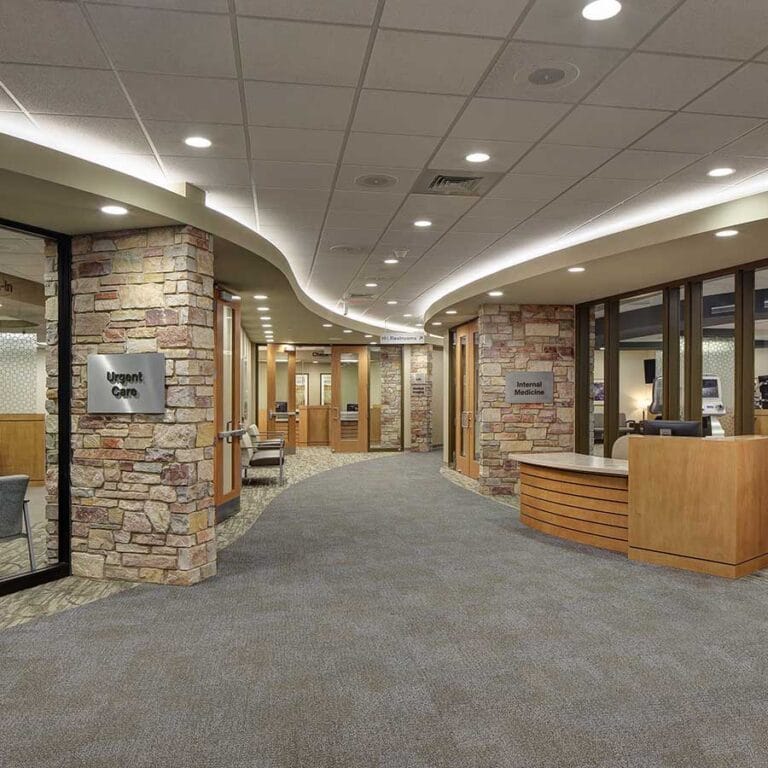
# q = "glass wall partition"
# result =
<box><xmin>0</xmin><ymin>221</ymin><xmax>70</xmax><ymax>595</ymax></box>
<box><xmin>755</xmin><ymin>269</ymin><xmax>768</xmax><ymax>434</ymax></box>
<box><xmin>590</xmin><ymin>304</ymin><xmax>605</xmax><ymax>456</ymax></box>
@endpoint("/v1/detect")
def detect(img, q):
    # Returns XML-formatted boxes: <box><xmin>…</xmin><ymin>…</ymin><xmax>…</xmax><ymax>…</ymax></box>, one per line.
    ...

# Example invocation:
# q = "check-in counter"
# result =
<box><xmin>513</xmin><ymin>435</ymin><xmax>768</xmax><ymax>578</ymax></box>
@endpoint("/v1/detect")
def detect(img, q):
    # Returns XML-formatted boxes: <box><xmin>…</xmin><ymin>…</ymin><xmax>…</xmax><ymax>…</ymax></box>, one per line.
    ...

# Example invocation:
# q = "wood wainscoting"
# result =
<box><xmin>519</xmin><ymin>464</ymin><xmax>629</xmax><ymax>554</ymax></box>
<box><xmin>0</xmin><ymin>413</ymin><xmax>45</xmax><ymax>484</ymax></box>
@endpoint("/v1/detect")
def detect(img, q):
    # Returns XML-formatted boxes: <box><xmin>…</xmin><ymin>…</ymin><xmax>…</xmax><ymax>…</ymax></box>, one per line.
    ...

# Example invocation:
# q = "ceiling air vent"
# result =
<box><xmin>355</xmin><ymin>173</ymin><xmax>398</xmax><ymax>189</ymax></box>
<box><xmin>346</xmin><ymin>293</ymin><xmax>375</xmax><ymax>306</ymax></box>
<box><xmin>413</xmin><ymin>168</ymin><xmax>504</xmax><ymax>197</ymax></box>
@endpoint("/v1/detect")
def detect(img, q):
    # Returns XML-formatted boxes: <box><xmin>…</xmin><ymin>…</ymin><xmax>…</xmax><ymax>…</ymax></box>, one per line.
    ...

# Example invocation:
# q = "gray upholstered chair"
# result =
<box><xmin>0</xmin><ymin>475</ymin><xmax>36</xmax><ymax>571</ymax></box>
<box><xmin>241</xmin><ymin>426</ymin><xmax>285</xmax><ymax>485</ymax></box>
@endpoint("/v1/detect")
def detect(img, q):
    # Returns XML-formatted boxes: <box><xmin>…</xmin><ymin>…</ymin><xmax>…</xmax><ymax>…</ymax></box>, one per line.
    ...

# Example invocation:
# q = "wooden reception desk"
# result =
<box><xmin>513</xmin><ymin>435</ymin><xmax>768</xmax><ymax>579</ymax></box>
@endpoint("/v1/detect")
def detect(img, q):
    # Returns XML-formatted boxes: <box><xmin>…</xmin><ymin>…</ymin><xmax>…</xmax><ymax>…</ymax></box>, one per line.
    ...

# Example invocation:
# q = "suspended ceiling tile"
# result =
<box><xmin>558</xmin><ymin>177</ymin><xmax>655</xmax><ymax>204</ymax></box>
<box><xmin>163</xmin><ymin>156</ymin><xmax>251</xmax><ymax>186</ymax></box>
<box><xmin>88</xmin><ymin>4</ymin><xmax>236</xmax><ymax>77</ymax></box>
<box><xmin>685</xmin><ymin>64</ymin><xmax>768</xmax><ymax>118</ymax></box>
<box><xmin>32</xmin><ymin>115</ymin><xmax>151</xmax><ymax>155</ymax></box>
<box><xmin>380</xmin><ymin>0</ymin><xmax>528</xmax><ymax>37</ymax></box>
<box><xmin>352</xmin><ymin>90</ymin><xmax>465</xmax><ymax>137</ymax></box>
<box><xmin>238</xmin><ymin>19</ymin><xmax>369</xmax><ymax>86</ymax></box>
<box><xmin>235</xmin><ymin>0</ymin><xmax>378</xmax><ymax>25</ymax></box>
<box><xmin>635</xmin><ymin>113</ymin><xmax>764</xmax><ymax>154</ymax></box>
<box><xmin>451</xmin><ymin>98</ymin><xmax>570</xmax><ymax>142</ymax></box>
<box><xmin>343</xmin><ymin>132</ymin><xmax>439</xmax><ymax>169</ymax></box>
<box><xmin>487</xmin><ymin>173</ymin><xmax>579</xmax><ymax>200</ymax></box>
<box><xmin>641</xmin><ymin>0</ymin><xmax>768</xmax><ymax>60</ymax></box>
<box><xmin>365</xmin><ymin>30</ymin><xmax>503</xmax><ymax>95</ymax></box>
<box><xmin>145</xmin><ymin>121</ymin><xmax>247</xmax><ymax>158</ymax></box>
<box><xmin>123</xmin><ymin>72</ymin><xmax>243</xmax><ymax>123</ymax></box>
<box><xmin>431</xmin><ymin>138</ymin><xmax>531</xmax><ymax>173</ymax></box>
<box><xmin>245</xmin><ymin>82</ymin><xmax>355</xmax><ymax>130</ymax></box>
<box><xmin>251</xmin><ymin>160</ymin><xmax>336</xmax><ymax>189</ymax></box>
<box><xmin>1</xmin><ymin>64</ymin><xmax>132</xmax><ymax>118</ymax></box>
<box><xmin>666</xmin><ymin>154</ymin><xmax>768</xmax><ymax>186</ymax></box>
<box><xmin>324</xmin><ymin>209</ymin><xmax>391</xmax><ymax>232</ymax></box>
<box><xmin>593</xmin><ymin>149</ymin><xmax>701</xmax><ymax>180</ymax></box>
<box><xmin>249</xmin><ymin>126</ymin><xmax>344</xmax><ymax>163</ymax></box>
<box><xmin>586</xmin><ymin>53</ymin><xmax>739</xmax><ymax>111</ymax></box>
<box><xmin>95</xmin><ymin>0</ymin><xmax>228</xmax><ymax>10</ymax></box>
<box><xmin>204</xmin><ymin>186</ymin><xmax>254</xmax><ymax>210</ymax></box>
<box><xmin>513</xmin><ymin>144</ymin><xmax>616</xmax><ymax>177</ymax></box>
<box><xmin>0</xmin><ymin>0</ymin><xmax>107</xmax><ymax>68</ymax></box>
<box><xmin>255</xmin><ymin>188</ymin><xmax>331</xmax><ymax>212</ymax></box>
<box><xmin>330</xmin><ymin>190</ymin><xmax>405</xmax><ymax>215</ymax></box>
<box><xmin>721</xmin><ymin>124</ymin><xmax>768</xmax><ymax>158</ymax></box>
<box><xmin>514</xmin><ymin>0</ymin><xmax>679</xmax><ymax>50</ymax></box>
<box><xmin>258</xmin><ymin>208</ymin><xmax>325</xmax><ymax>230</ymax></box>
<box><xmin>545</xmin><ymin>105</ymin><xmax>671</xmax><ymax>149</ymax></box>
<box><xmin>479</xmin><ymin>42</ymin><xmax>624</xmax><ymax>103</ymax></box>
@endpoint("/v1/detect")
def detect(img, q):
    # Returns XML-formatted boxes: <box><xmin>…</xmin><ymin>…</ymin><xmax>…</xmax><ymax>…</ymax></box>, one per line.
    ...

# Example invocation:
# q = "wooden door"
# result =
<box><xmin>330</xmin><ymin>346</ymin><xmax>369</xmax><ymax>452</ymax></box>
<box><xmin>266</xmin><ymin>344</ymin><xmax>297</xmax><ymax>454</ymax></box>
<box><xmin>454</xmin><ymin>320</ymin><xmax>480</xmax><ymax>478</ymax></box>
<box><xmin>214</xmin><ymin>291</ymin><xmax>242</xmax><ymax>513</ymax></box>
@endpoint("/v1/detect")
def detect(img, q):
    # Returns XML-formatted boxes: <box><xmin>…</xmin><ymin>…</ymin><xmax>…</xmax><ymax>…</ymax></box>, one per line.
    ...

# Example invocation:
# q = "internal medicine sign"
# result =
<box><xmin>87</xmin><ymin>353</ymin><xmax>166</xmax><ymax>414</ymax></box>
<box><xmin>505</xmin><ymin>371</ymin><xmax>554</xmax><ymax>404</ymax></box>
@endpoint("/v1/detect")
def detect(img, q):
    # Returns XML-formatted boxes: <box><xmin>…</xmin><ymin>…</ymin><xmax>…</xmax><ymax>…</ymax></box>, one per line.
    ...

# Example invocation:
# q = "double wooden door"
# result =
<box><xmin>454</xmin><ymin>320</ymin><xmax>480</xmax><ymax>478</ymax></box>
<box><xmin>330</xmin><ymin>346</ymin><xmax>368</xmax><ymax>453</ymax></box>
<box><xmin>266</xmin><ymin>344</ymin><xmax>297</xmax><ymax>454</ymax></box>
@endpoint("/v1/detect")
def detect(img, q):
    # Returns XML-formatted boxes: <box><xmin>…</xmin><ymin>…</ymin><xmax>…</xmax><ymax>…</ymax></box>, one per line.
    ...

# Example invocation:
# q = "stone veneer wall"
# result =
<box><xmin>63</xmin><ymin>226</ymin><xmax>217</xmax><ymax>585</ymax></box>
<box><xmin>477</xmin><ymin>304</ymin><xmax>574</xmax><ymax>497</ymax></box>
<box><xmin>410</xmin><ymin>344</ymin><xmax>433</xmax><ymax>452</ymax></box>
<box><xmin>44</xmin><ymin>239</ymin><xmax>60</xmax><ymax>565</ymax></box>
<box><xmin>379</xmin><ymin>345</ymin><xmax>402</xmax><ymax>449</ymax></box>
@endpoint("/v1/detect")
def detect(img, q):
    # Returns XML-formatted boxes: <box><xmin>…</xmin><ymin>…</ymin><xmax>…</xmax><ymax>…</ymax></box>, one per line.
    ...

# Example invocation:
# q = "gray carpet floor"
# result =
<box><xmin>2</xmin><ymin>451</ymin><xmax>768</xmax><ymax>768</ymax></box>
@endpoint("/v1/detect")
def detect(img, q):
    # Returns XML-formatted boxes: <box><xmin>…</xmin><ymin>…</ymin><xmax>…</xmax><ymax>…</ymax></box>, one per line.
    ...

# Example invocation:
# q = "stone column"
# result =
<box><xmin>379</xmin><ymin>345</ymin><xmax>402</xmax><ymax>449</ymax></box>
<box><xmin>66</xmin><ymin>226</ymin><xmax>216</xmax><ymax>585</ymax></box>
<box><xmin>44</xmin><ymin>240</ymin><xmax>60</xmax><ymax>566</ymax></box>
<box><xmin>477</xmin><ymin>304</ymin><xmax>574</xmax><ymax>497</ymax></box>
<box><xmin>410</xmin><ymin>344</ymin><xmax>433</xmax><ymax>452</ymax></box>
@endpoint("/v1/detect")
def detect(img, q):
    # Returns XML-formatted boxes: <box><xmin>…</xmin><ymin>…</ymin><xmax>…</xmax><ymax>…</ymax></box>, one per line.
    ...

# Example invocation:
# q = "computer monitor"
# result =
<box><xmin>346</xmin><ymin>403</ymin><xmax>358</xmax><ymax>412</ymax></box>
<box><xmin>274</xmin><ymin>401</ymin><xmax>288</xmax><ymax>413</ymax></box>
<box><xmin>640</xmin><ymin>419</ymin><xmax>702</xmax><ymax>437</ymax></box>
<box><xmin>702</xmin><ymin>376</ymin><xmax>720</xmax><ymax>399</ymax></box>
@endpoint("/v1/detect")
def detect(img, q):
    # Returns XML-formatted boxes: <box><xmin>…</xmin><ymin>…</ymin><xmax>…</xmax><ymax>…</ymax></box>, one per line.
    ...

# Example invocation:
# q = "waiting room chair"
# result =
<box><xmin>611</xmin><ymin>435</ymin><xmax>630</xmax><ymax>460</ymax></box>
<box><xmin>0</xmin><ymin>475</ymin><xmax>36</xmax><ymax>571</ymax></box>
<box><xmin>241</xmin><ymin>425</ymin><xmax>285</xmax><ymax>485</ymax></box>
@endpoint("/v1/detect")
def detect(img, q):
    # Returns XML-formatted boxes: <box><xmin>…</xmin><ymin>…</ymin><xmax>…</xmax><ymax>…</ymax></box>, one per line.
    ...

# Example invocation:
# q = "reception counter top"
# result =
<box><xmin>510</xmin><ymin>451</ymin><xmax>628</xmax><ymax>477</ymax></box>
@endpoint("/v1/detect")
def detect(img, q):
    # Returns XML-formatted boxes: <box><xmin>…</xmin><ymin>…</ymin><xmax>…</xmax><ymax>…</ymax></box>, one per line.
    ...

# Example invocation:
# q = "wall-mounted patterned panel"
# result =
<box><xmin>0</xmin><ymin>332</ymin><xmax>38</xmax><ymax>413</ymax></box>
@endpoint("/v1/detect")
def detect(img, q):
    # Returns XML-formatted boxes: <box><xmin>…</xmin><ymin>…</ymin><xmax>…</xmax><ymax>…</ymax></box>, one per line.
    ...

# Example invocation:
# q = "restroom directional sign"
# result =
<box><xmin>87</xmin><ymin>353</ymin><xmax>166</xmax><ymax>414</ymax></box>
<box><xmin>505</xmin><ymin>371</ymin><xmax>553</xmax><ymax>404</ymax></box>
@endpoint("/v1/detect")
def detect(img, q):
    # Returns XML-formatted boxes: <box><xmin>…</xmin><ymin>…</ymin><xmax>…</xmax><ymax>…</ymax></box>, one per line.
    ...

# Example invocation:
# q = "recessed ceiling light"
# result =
<box><xmin>715</xmin><ymin>229</ymin><xmax>739</xmax><ymax>238</ymax></box>
<box><xmin>413</xmin><ymin>219</ymin><xmax>432</xmax><ymax>228</ymax></box>
<box><xmin>386</xmin><ymin>300</ymin><xmax>398</xmax><ymax>305</ymax></box>
<box><xmin>260</xmin><ymin>316</ymin><xmax>271</xmax><ymax>320</ymax></box>
<box><xmin>432</xmin><ymin>321</ymin><xmax>443</xmax><ymax>326</ymax></box>
<box><xmin>365</xmin><ymin>282</ymin><xmax>378</xmax><ymax>288</ymax></box>
<box><xmin>184</xmin><ymin>136</ymin><xmax>211</xmax><ymax>149</ymax></box>
<box><xmin>343</xmin><ymin>329</ymin><xmax>353</xmax><ymax>334</ymax></box>
<box><xmin>446</xmin><ymin>310</ymin><xmax>457</xmax><ymax>315</ymax></box>
<box><xmin>384</xmin><ymin>258</ymin><xmax>399</xmax><ymax>265</ymax></box>
<box><xmin>568</xmin><ymin>266</ymin><xmax>586</xmax><ymax>273</ymax></box>
<box><xmin>466</xmin><ymin>152</ymin><xmax>490</xmax><ymax>163</ymax></box>
<box><xmin>231</xmin><ymin>295</ymin><xmax>241</xmax><ymax>301</ymax></box>
<box><xmin>253</xmin><ymin>294</ymin><xmax>268</xmax><ymax>300</ymax></box>
<box><xmin>582</xmin><ymin>0</ymin><xmax>622</xmax><ymax>21</ymax></box>
<box><xmin>403</xmin><ymin>313</ymin><xmax>413</xmax><ymax>318</ymax></box>
<box><xmin>312</xmin><ymin>360</ymin><xmax>319</xmax><ymax>364</ymax></box>
<box><xmin>262</xmin><ymin>324</ymin><xmax>272</xmax><ymax>328</ymax></box>
<box><xmin>256</xmin><ymin>306</ymin><xmax>269</xmax><ymax>312</ymax></box>
<box><xmin>101</xmin><ymin>204</ymin><xmax>128</xmax><ymax>215</ymax></box>
<box><xmin>322</xmin><ymin>323</ymin><xmax>333</xmax><ymax>328</ymax></box>
<box><xmin>488</xmin><ymin>290</ymin><xmax>504</xmax><ymax>297</ymax></box>
<box><xmin>708</xmin><ymin>167</ymin><xmax>735</xmax><ymax>178</ymax></box>
<box><xmin>364</xmin><ymin>334</ymin><xmax>373</xmax><ymax>338</ymax></box>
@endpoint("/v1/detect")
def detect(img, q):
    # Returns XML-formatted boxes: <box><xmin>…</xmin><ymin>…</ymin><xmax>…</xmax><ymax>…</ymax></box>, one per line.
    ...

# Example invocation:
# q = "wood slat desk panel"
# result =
<box><xmin>519</xmin><ymin>465</ymin><xmax>629</xmax><ymax>554</ymax></box>
<box><xmin>0</xmin><ymin>413</ymin><xmax>45</xmax><ymax>484</ymax></box>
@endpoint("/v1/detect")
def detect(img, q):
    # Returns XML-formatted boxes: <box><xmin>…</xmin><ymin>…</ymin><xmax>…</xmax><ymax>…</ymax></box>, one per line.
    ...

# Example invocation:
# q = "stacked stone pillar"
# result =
<box><xmin>410</xmin><ymin>344</ymin><xmax>433</xmax><ymax>452</ymax></box>
<box><xmin>379</xmin><ymin>345</ymin><xmax>402</xmax><ymax>449</ymax></box>
<box><xmin>62</xmin><ymin>225</ymin><xmax>216</xmax><ymax>585</ymax></box>
<box><xmin>477</xmin><ymin>304</ymin><xmax>574</xmax><ymax>497</ymax></box>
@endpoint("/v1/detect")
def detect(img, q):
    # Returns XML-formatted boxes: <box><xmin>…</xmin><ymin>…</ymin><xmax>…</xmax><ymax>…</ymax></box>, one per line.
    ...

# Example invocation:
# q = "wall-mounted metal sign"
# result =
<box><xmin>380</xmin><ymin>333</ymin><xmax>425</xmax><ymax>345</ymax></box>
<box><xmin>505</xmin><ymin>371</ymin><xmax>554</xmax><ymax>404</ymax></box>
<box><xmin>87</xmin><ymin>353</ymin><xmax>166</xmax><ymax>414</ymax></box>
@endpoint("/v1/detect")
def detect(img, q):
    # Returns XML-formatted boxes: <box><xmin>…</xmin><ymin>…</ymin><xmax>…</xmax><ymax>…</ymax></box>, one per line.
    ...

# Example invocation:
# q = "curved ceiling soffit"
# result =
<box><xmin>0</xmin><ymin>133</ymin><xmax>410</xmax><ymax>338</ymax></box>
<box><xmin>423</xmin><ymin>187</ymin><xmax>768</xmax><ymax>322</ymax></box>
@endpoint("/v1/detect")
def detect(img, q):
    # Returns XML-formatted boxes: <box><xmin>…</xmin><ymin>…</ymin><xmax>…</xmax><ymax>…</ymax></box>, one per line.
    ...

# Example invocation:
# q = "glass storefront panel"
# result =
<box><xmin>755</xmin><ymin>270</ymin><xmax>768</xmax><ymax>429</ymax></box>
<box><xmin>590</xmin><ymin>303</ymin><xmax>605</xmax><ymax>457</ymax></box>
<box><xmin>0</xmin><ymin>225</ymin><xmax>59</xmax><ymax>581</ymax></box>
<box><xmin>702</xmin><ymin>275</ymin><xmax>735</xmax><ymax>436</ymax></box>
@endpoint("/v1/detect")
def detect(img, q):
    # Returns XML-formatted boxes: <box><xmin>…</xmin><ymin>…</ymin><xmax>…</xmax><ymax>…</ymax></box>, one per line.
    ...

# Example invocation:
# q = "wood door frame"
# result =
<box><xmin>214</xmin><ymin>290</ymin><xmax>242</xmax><ymax>510</ymax></box>
<box><xmin>330</xmin><ymin>345</ymin><xmax>369</xmax><ymax>453</ymax></box>
<box><xmin>453</xmin><ymin>320</ymin><xmax>479</xmax><ymax>478</ymax></box>
<box><xmin>266</xmin><ymin>344</ymin><xmax>297</xmax><ymax>453</ymax></box>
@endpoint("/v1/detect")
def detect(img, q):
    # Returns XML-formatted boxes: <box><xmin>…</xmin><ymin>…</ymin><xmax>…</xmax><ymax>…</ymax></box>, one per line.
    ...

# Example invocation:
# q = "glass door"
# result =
<box><xmin>214</xmin><ymin>291</ymin><xmax>242</xmax><ymax>516</ymax></box>
<box><xmin>330</xmin><ymin>346</ymin><xmax>369</xmax><ymax>452</ymax></box>
<box><xmin>454</xmin><ymin>320</ymin><xmax>479</xmax><ymax>478</ymax></box>
<box><xmin>267</xmin><ymin>343</ymin><xmax>296</xmax><ymax>454</ymax></box>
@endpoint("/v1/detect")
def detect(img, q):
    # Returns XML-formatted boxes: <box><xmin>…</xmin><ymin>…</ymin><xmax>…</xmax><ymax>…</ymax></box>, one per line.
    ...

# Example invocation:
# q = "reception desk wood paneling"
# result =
<box><xmin>628</xmin><ymin>435</ymin><xmax>768</xmax><ymax>578</ymax></box>
<box><xmin>515</xmin><ymin>454</ymin><xmax>629</xmax><ymax>555</ymax></box>
<box><xmin>0</xmin><ymin>413</ymin><xmax>45</xmax><ymax>484</ymax></box>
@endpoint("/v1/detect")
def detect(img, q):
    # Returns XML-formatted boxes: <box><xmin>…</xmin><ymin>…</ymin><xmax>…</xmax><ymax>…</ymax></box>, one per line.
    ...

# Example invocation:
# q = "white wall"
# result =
<box><xmin>432</xmin><ymin>344</ymin><xmax>444</xmax><ymax>446</ymax></box>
